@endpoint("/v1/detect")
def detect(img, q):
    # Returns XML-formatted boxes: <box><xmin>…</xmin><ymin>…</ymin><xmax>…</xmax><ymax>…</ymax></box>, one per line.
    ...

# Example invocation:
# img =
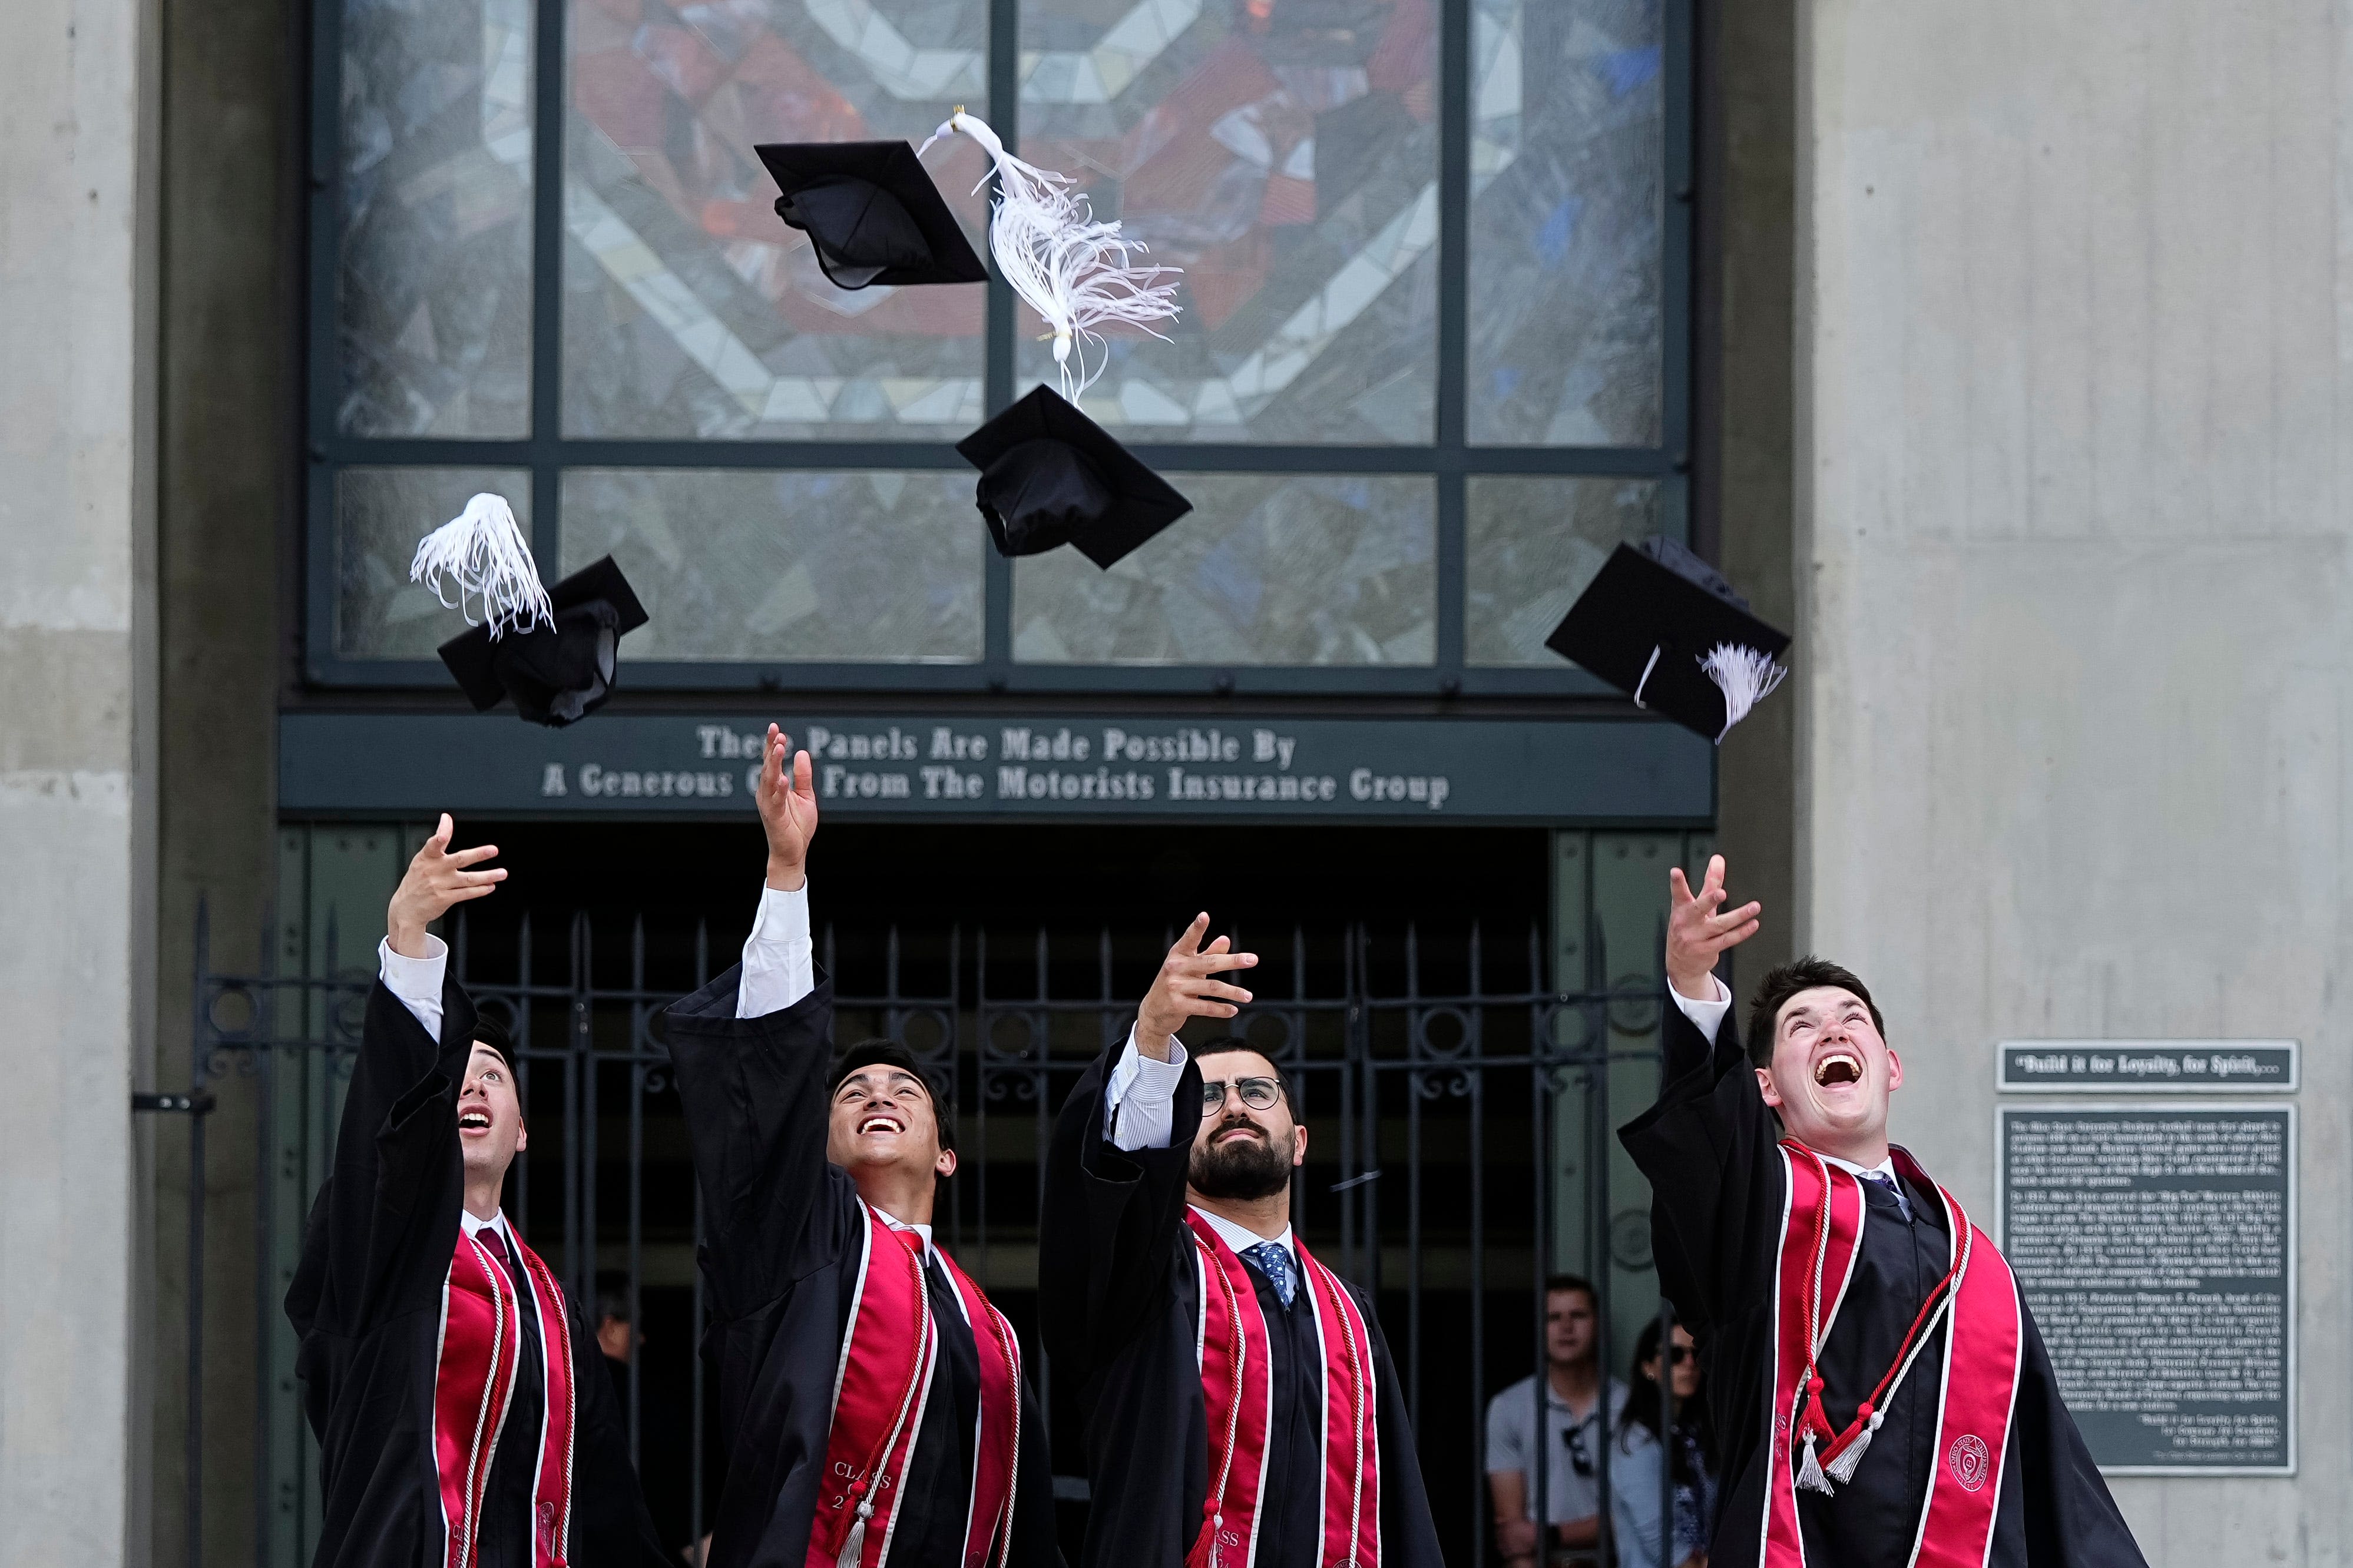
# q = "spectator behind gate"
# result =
<box><xmin>1487</xmin><ymin>1275</ymin><xmax>1630</xmax><ymax>1567</ymax></box>
<box><xmin>1609</xmin><ymin>1317</ymin><xmax>1716</xmax><ymax>1568</ymax></box>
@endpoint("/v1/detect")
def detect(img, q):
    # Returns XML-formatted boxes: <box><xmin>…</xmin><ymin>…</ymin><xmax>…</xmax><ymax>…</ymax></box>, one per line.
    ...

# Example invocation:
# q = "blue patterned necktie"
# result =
<box><xmin>1242</xmin><ymin>1241</ymin><xmax>1298</xmax><ymax>1309</ymax></box>
<box><xmin>1861</xmin><ymin>1170</ymin><xmax>1912</xmax><ymax>1222</ymax></box>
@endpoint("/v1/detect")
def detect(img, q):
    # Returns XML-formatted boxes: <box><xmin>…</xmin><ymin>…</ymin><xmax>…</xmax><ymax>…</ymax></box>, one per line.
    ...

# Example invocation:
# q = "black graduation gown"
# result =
<box><xmin>1617</xmin><ymin>1000</ymin><xmax>2149</xmax><ymax>1567</ymax></box>
<box><xmin>1040</xmin><ymin>1042</ymin><xmax>1444</xmax><ymax>1568</ymax></box>
<box><xmin>661</xmin><ymin>963</ymin><xmax>1060</xmax><ymax>1568</ymax></box>
<box><xmin>284</xmin><ymin>977</ymin><xmax>669</xmax><ymax>1568</ymax></box>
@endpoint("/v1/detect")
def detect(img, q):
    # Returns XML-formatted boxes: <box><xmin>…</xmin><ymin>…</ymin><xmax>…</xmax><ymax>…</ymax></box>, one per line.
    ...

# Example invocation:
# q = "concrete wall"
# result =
<box><xmin>147</xmin><ymin>0</ymin><xmax>293</xmax><ymax>1552</ymax></box>
<box><xmin>1797</xmin><ymin>0</ymin><xmax>2349</xmax><ymax>1560</ymax></box>
<box><xmin>0</xmin><ymin>0</ymin><xmax>161</xmax><ymax>1562</ymax></box>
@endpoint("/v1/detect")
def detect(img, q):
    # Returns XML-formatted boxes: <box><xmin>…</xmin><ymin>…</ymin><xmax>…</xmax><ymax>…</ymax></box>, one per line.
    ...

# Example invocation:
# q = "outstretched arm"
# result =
<box><xmin>1103</xmin><ymin>914</ymin><xmax>1257</xmax><ymax>1149</ymax></box>
<box><xmin>664</xmin><ymin>727</ymin><xmax>840</xmax><ymax>1319</ymax></box>
<box><xmin>1620</xmin><ymin>853</ymin><xmax>1778</xmax><ymax>1335</ymax></box>
<box><xmin>290</xmin><ymin>816</ymin><xmax>504</xmax><ymax>1343</ymax></box>
<box><xmin>737</xmin><ymin>725</ymin><xmax>820</xmax><ymax>1020</ymax></box>
<box><xmin>1041</xmin><ymin>918</ymin><xmax>1253</xmax><ymax>1381</ymax></box>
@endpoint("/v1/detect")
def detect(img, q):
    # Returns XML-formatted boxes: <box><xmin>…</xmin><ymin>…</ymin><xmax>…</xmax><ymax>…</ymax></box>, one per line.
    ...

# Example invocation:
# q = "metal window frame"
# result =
<box><xmin>302</xmin><ymin>0</ymin><xmax>1695</xmax><ymax>697</ymax></box>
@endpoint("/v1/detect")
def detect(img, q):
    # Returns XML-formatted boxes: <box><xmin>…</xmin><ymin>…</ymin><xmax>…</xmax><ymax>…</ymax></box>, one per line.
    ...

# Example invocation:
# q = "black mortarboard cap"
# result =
<box><xmin>438</xmin><ymin>555</ymin><xmax>649</xmax><ymax>728</ymax></box>
<box><xmin>753</xmin><ymin>141</ymin><xmax>988</xmax><ymax>289</ymax></box>
<box><xmin>1545</xmin><ymin>536</ymin><xmax>1792</xmax><ymax>743</ymax></box>
<box><xmin>955</xmin><ymin>385</ymin><xmax>1193</xmax><ymax>568</ymax></box>
<box><xmin>828</xmin><ymin>1040</ymin><xmax>956</xmax><ymax>1156</ymax></box>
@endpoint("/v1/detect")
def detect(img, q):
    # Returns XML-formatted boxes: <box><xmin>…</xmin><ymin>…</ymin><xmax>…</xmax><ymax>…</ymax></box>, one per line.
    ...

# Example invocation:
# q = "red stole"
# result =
<box><xmin>1183</xmin><ymin>1212</ymin><xmax>1381</xmax><ymax>1568</ymax></box>
<box><xmin>1762</xmin><ymin>1143</ymin><xmax>2023</xmax><ymax>1568</ymax></box>
<box><xmin>808</xmin><ymin>1205</ymin><xmax>1025</xmax><ymax>1568</ymax></box>
<box><xmin>432</xmin><ymin>1226</ymin><xmax>577</xmax><ymax>1568</ymax></box>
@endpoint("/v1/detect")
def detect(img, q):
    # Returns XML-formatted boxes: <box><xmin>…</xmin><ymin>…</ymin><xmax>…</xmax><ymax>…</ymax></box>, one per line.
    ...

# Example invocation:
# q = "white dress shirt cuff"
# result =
<box><xmin>1668</xmin><ymin>973</ymin><xmax>1732</xmax><ymax>1045</ymax></box>
<box><xmin>378</xmin><ymin>934</ymin><xmax>449</xmax><ymax>1040</ymax></box>
<box><xmin>736</xmin><ymin>881</ymin><xmax>816</xmax><ymax>1019</ymax></box>
<box><xmin>1104</xmin><ymin>1027</ymin><xmax>1190</xmax><ymax>1151</ymax></box>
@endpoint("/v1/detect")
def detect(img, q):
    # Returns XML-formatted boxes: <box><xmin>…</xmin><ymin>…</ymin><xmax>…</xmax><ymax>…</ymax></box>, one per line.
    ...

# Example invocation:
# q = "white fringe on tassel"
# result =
<box><xmin>1823</xmin><ymin>1410</ymin><xmax>1883</xmax><ymax>1484</ymax></box>
<box><xmin>919</xmin><ymin>110</ymin><xmax>1181</xmax><ymax>400</ymax></box>
<box><xmin>408</xmin><ymin>493</ymin><xmax>551</xmax><ymax>639</ymax></box>
<box><xmin>1795</xmin><ymin>1433</ymin><xmax>1835</xmax><ymax>1495</ymax></box>
<box><xmin>836</xmin><ymin>1506</ymin><xmax>870</xmax><ymax>1568</ymax></box>
<box><xmin>1697</xmin><ymin>642</ymin><xmax>1789</xmax><ymax>743</ymax></box>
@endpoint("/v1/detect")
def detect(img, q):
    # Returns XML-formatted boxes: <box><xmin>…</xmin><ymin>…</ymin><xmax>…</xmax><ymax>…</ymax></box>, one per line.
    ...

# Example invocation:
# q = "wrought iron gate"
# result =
<box><xmin>190</xmin><ymin>840</ymin><xmax>1707</xmax><ymax>1568</ymax></box>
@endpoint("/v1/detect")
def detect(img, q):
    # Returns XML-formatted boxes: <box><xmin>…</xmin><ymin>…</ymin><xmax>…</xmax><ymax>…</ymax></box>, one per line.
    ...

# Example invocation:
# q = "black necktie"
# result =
<box><xmin>1861</xmin><ymin>1171</ymin><xmax>1912</xmax><ymax>1222</ymax></box>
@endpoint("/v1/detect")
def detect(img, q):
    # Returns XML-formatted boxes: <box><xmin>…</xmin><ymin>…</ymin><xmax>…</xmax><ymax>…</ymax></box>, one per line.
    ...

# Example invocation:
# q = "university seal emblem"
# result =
<box><xmin>1947</xmin><ymin>1432</ymin><xmax>1991</xmax><ymax>1492</ymax></box>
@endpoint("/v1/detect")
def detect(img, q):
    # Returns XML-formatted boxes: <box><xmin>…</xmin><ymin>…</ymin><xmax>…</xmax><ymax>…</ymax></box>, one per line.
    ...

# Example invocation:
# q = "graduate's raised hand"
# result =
<box><xmin>757</xmin><ymin>724</ymin><xmax>818</xmax><ymax>890</ymax></box>
<box><xmin>1666</xmin><ymin>853</ymin><xmax>1759</xmax><ymax>1002</ymax></box>
<box><xmin>1134</xmin><ymin>914</ymin><xmax>1259</xmax><ymax>1060</ymax></box>
<box><xmin>386</xmin><ymin>813</ymin><xmax>505</xmax><ymax>959</ymax></box>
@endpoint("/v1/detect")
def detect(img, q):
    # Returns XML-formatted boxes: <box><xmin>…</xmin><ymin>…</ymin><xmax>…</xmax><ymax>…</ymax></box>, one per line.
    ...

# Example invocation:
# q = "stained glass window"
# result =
<box><xmin>312</xmin><ymin>0</ymin><xmax>1687</xmax><ymax>687</ymax></box>
<box><xmin>561</xmin><ymin>469</ymin><xmax>984</xmax><ymax>660</ymax></box>
<box><xmin>1014</xmin><ymin>475</ymin><xmax>1435</xmax><ymax>664</ymax></box>
<box><xmin>338</xmin><ymin>0</ymin><xmax>535</xmax><ymax>436</ymax></box>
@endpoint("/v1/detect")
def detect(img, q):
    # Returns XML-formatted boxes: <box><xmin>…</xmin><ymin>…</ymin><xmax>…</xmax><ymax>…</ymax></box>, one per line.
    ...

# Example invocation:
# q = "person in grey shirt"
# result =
<box><xmin>1486</xmin><ymin>1276</ymin><xmax>1630</xmax><ymax>1567</ymax></box>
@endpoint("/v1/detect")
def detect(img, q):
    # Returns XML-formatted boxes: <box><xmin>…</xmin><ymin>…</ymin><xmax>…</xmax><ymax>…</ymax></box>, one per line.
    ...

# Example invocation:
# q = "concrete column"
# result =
<box><xmin>1798</xmin><ymin>0</ymin><xmax>2349</xmax><ymax>1560</ymax></box>
<box><xmin>0</xmin><ymin>0</ymin><xmax>160</xmax><ymax>1563</ymax></box>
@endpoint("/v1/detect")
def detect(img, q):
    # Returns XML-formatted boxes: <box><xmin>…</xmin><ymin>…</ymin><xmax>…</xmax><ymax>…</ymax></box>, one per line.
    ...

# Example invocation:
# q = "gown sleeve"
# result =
<box><xmin>2008</xmin><ymin>1295</ymin><xmax>2152</xmax><ymax>1567</ymax></box>
<box><xmin>1363</xmin><ymin>1283</ymin><xmax>1445</xmax><ymax>1567</ymax></box>
<box><xmin>1616</xmin><ymin>996</ymin><xmax>1785</xmax><ymax>1338</ymax></box>
<box><xmin>1040</xmin><ymin>1039</ymin><xmax>1206</xmax><ymax>1384</ymax></box>
<box><xmin>286</xmin><ymin>971</ymin><xmax>481</xmax><ymax>1348</ymax></box>
<box><xmin>660</xmin><ymin>962</ymin><xmax>838</xmax><ymax>1323</ymax></box>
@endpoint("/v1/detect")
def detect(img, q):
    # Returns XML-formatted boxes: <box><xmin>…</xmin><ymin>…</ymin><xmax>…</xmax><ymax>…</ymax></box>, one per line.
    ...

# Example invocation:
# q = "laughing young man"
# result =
<box><xmin>660</xmin><ymin>727</ymin><xmax>1057</xmax><ymax>1568</ymax></box>
<box><xmin>1619</xmin><ymin>855</ymin><xmax>2146</xmax><ymax>1567</ymax></box>
<box><xmin>287</xmin><ymin>817</ymin><xmax>669</xmax><ymax>1568</ymax></box>
<box><xmin>1041</xmin><ymin>918</ymin><xmax>1442</xmax><ymax>1568</ymax></box>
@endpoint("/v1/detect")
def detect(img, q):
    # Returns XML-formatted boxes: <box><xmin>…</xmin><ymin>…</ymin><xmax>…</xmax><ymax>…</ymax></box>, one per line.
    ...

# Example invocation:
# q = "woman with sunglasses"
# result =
<box><xmin>1609</xmin><ymin>1318</ymin><xmax>1717</xmax><ymax>1568</ymax></box>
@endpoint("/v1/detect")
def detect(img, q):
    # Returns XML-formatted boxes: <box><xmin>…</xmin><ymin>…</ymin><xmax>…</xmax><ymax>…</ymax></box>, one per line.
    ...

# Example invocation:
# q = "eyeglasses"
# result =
<box><xmin>1200</xmin><ymin>1077</ymin><xmax>1283</xmax><ymax>1110</ymax></box>
<box><xmin>1561</xmin><ymin>1422</ymin><xmax>1594</xmax><ymax>1477</ymax></box>
<box><xmin>1664</xmin><ymin>1345</ymin><xmax>1693</xmax><ymax>1365</ymax></box>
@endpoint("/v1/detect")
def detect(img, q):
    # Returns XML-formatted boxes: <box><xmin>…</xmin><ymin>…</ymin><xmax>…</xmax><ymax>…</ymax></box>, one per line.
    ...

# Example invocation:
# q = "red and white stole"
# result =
<box><xmin>1762</xmin><ymin>1142</ymin><xmax>2024</xmax><ymax>1568</ymax></box>
<box><xmin>808</xmin><ymin>1204</ymin><xmax>1026</xmax><ymax>1568</ymax></box>
<box><xmin>1183</xmin><ymin>1212</ymin><xmax>1381</xmax><ymax>1568</ymax></box>
<box><xmin>432</xmin><ymin>1226</ymin><xmax>577</xmax><ymax>1568</ymax></box>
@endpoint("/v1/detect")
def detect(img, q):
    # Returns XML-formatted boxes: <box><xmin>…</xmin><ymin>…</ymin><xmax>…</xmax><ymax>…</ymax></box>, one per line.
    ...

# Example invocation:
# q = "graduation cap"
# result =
<box><xmin>954</xmin><ymin>384</ymin><xmax>1193</xmax><ymax>568</ymax></box>
<box><xmin>438</xmin><ymin>556</ymin><xmax>648</xmax><ymax>728</ymax></box>
<box><xmin>1545</xmin><ymin>536</ymin><xmax>1791</xmax><ymax>743</ymax></box>
<box><xmin>753</xmin><ymin>140</ymin><xmax>988</xmax><ymax>290</ymax></box>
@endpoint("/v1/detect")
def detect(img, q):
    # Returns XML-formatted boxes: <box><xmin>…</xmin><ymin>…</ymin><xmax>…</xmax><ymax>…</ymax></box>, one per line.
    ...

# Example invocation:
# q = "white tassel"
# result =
<box><xmin>836</xmin><ymin>1501</ymin><xmax>872</xmax><ymax>1568</ymax></box>
<box><xmin>1795</xmin><ymin>1433</ymin><xmax>1835</xmax><ymax>1495</ymax></box>
<box><xmin>409</xmin><ymin>493</ymin><xmax>552</xmax><ymax>639</ymax></box>
<box><xmin>1823</xmin><ymin>1409</ymin><xmax>1882</xmax><ymax>1484</ymax></box>
<box><xmin>919</xmin><ymin>110</ymin><xmax>1180</xmax><ymax>400</ymax></box>
<box><xmin>1697</xmin><ymin>642</ymin><xmax>1788</xmax><ymax>743</ymax></box>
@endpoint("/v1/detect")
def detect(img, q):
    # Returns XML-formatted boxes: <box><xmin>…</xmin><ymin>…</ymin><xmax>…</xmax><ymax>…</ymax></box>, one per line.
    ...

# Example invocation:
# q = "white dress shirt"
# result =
<box><xmin>736</xmin><ymin>881</ymin><xmax>818</xmax><ymax>1019</ymax></box>
<box><xmin>1669</xmin><ymin>976</ymin><xmax>1898</xmax><ymax>1183</ymax></box>
<box><xmin>379</xmin><ymin>934</ymin><xmax>451</xmax><ymax>1039</ymax></box>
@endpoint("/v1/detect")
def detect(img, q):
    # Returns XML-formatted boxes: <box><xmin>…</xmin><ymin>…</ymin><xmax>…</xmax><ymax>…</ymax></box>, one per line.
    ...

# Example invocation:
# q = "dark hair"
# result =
<box><xmin>1743</xmin><ymin>957</ymin><xmax>1885</xmax><ymax>1068</ymax></box>
<box><xmin>470</xmin><ymin>1012</ymin><xmax>514</xmax><ymax>1063</ymax></box>
<box><xmin>593</xmin><ymin>1270</ymin><xmax>631</xmax><ymax>1325</ymax></box>
<box><xmin>828</xmin><ymin>1039</ymin><xmax>956</xmax><ymax>1157</ymax></box>
<box><xmin>1194</xmin><ymin>1037</ymin><xmax>1289</xmax><ymax>1106</ymax></box>
<box><xmin>1618</xmin><ymin>1315</ymin><xmax>1715</xmax><ymax>1477</ymax></box>
<box><xmin>1544</xmin><ymin>1273</ymin><xmax>1599</xmax><ymax>1314</ymax></box>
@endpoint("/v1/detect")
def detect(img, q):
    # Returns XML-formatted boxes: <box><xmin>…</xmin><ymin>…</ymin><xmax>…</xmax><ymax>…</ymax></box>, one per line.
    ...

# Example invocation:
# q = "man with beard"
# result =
<box><xmin>286</xmin><ymin>816</ymin><xmax>670</xmax><ymax>1568</ymax></box>
<box><xmin>1620</xmin><ymin>855</ymin><xmax>2146</xmax><ymax>1567</ymax></box>
<box><xmin>661</xmin><ymin>727</ymin><xmax>1058</xmax><ymax>1568</ymax></box>
<box><xmin>1041</xmin><ymin>917</ymin><xmax>1443</xmax><ymax>1568</ymax></box>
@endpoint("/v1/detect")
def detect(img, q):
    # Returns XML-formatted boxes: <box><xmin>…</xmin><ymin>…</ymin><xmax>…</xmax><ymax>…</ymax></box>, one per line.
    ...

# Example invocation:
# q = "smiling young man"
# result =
<box><xmin>660</xmin><ymin>727</ymin><xmax>1057</xmax><ymax>1568</ymax></box>
<box><xmin>1041</xmin><ymin>917</ymin><xmax>1442</xmax><ymax>1568</ymax></box>
<box><xmin>286</xmin><ymin>816</ymin><xmax>669</xmax><ymax>1568</ymax></box>
<box><xmin>1619</xmin><ymin>855</ymin><xmax>2146</xmax><ymax>1567</ymax></box>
